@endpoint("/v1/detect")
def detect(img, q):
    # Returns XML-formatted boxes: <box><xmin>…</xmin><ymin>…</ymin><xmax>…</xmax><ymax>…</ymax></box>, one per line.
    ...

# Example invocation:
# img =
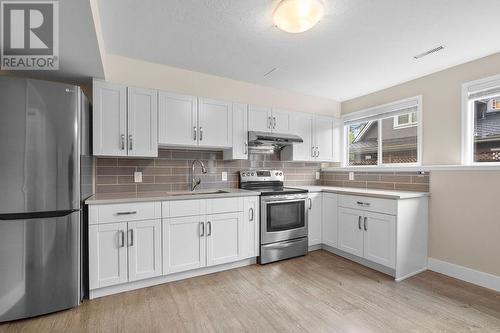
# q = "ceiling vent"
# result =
<box><xmin>413</xmin><ymin>46</ymin><xmax>445</xmax><ymax>59</ymax></box>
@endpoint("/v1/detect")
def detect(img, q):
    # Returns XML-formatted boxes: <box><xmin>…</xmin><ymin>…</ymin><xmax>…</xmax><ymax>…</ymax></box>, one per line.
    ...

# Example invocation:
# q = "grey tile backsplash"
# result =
<box><xmin>94</xmin><ymin>149</ymin><xmax>430</xmax><ymax>194</ymax></box>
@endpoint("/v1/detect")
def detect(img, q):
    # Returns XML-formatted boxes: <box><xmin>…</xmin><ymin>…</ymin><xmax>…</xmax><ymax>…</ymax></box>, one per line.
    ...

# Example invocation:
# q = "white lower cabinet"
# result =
<box><xmin>89</xmin><ymin>222</ymin><xmax>128</xmax><ymax>289</ymax></box>
<box><xmin>321</xmin><ymin>193</ymin><xmax>338</xmax><ymax>248</ymax></box>
<box><xmin>307</xmin><ymin>193</ymin><xmax>322</xmax><ymax>246</ymax></box>
<box><xmin>338</xmin><ymin>207</ymin><xmax>364</xmax><ymax>257</ymax></box>
<box><xmin>90</xmin><ymin>219</ymin><xmax>162</xmax><ymax>289</ymax></box>
<box><xmin>127</xmin><ymin>219</ymin><xmax>162</xmax><ymax>281</ymax></box>
<box><xmin>243</xmin><ymin>196</ymin><xmax>259</xmax><ymax>258</ymax></box>
<box><xmin>163</xmin><ymin>216</ymin><xmax>206</xmax><ymax>274</ymax></box>
<box><xmin>206</xmin><ymin>213</ymin><xmax>243</xmax><ymax>266</ymax></box>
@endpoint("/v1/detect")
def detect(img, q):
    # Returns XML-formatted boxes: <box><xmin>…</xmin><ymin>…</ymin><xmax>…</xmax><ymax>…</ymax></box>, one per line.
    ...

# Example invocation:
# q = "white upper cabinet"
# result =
<box><xmin>248</xmin><ymin>105</ymin><xmax>272</xmax><ymax>132</ymax></box>
<box><xmin>272</xmin><ymin>108</ymin><xmax>292</xmax><ymax>134</ymax></box>
<box><xmin>93</xmin><ymin>80</ymin><xmax>128</xmax><ymax>156</ymax></box>
<box><xmin>158</xmin><ymin>92</ymin><xmax>198</xmax><ymax>146</ymax></box>
<box><xmin>198</xmin><ymin>98</ymin><xmax>232</xmax><ymax>148</ymax></box>
<box><xmin>223</xmin><ymin>103</ymin><xmax>248</xmax><ymax>160</ymax></box>
<box><xmin>313</xmin><ymin>116</ymin><xmax>337</xmax><ymax>162</ymax></box>
<box><xmin>93</xmin><ymin>80</ymin><xmax>158</xmax><ymax>157</ymax></box>
<box><xmin>127</xmin><ymin>87</ymin><xmax>158</xmax><ymax>157</ymax></box>
<box><xmin>282</xmin><ymin>112</ymin><xmax>313</xmax><ymax>161</ymax></box>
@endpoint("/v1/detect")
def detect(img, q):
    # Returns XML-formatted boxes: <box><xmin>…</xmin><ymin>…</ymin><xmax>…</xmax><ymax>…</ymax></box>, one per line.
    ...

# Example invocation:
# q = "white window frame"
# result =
<box><xmin>462</xmin><ymin>74</ymin><xmax>500</xmax><ymax>165</ymax></box>
<box><xmin>393</xmin><ymin>112</ymin><xmax>417</xmax><ymax>129</ymax></box>
<box><xmin>341</xmin><ymin>95</ymin><xmax>423</xmax><ymax>168</ymax></box>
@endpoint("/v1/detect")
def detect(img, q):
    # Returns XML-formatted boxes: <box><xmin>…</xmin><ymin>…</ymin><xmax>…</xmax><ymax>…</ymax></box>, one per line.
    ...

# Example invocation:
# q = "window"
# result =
<box><xmin>462</xmin><ymin>75</ymin><xmax>500</xmax><ymax>164</ymax></box>
<box><xmin>343</xmin><ymin>96</ymin><xmax>422</xmax><ymax>167</ymax></box>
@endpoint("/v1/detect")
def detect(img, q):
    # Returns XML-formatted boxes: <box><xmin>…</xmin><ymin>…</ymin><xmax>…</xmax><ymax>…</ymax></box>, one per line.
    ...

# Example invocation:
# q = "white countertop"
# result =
<box><xmin>293</xmin><ymin>185</ymin><xmax>429</xmax><ymax>199</ymax></box>
<box><xmin>85</xmin><ymin>188</ymin><xmax>261</xmax><ymax>205</ymax></box>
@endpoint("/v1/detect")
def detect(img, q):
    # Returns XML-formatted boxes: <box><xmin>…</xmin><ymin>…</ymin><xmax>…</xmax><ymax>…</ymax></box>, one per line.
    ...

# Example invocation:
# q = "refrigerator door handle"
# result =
<box><xmin>0</xmin><ymin>209</ymin><xmax>79</xmax><ymax>220</ymax></box>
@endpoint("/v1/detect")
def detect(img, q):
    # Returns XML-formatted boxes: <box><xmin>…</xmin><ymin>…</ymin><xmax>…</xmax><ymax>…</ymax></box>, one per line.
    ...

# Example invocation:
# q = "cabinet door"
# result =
<box><xmin>271</xmin><ymin>108</ymin><xmax>291</xmax><ymax>133</ymax></box>
<box><xmin>248</xmin><ymin>105</ymin><xmax>272</xmax><ymax>132</ymax></box>
<box><xmin>163</xmin><ymin>216</ymin><xmax>206</xmax><ymax>274</ymax></box>
<box><xmin>242</xmin><ymin>197</ymin><xmax>259</xmax><ymax>258</ymax></box>
<box><xmin>93</xmin><ymin>80</ymin><xmax>127</xmax><ymax>156</ymax></box>
<box><xmin>314</xmin><ymin>116</ymin><xmax>335</xmax><ymax>162</ymax></box>
<box><xmin>338</xmin><ymin>207</ymin><xmax>364</xmax><ymax>257</ymax></box>
<box><xmin>363</xmin><ymin>212</ymin><xmax>396</xmax><ymax>269</ymax></box>
<box><xmin>89</xmin><ymin>222</ymin><xmax>128</xmax><ymax>289</ymax></box>
<box><xmin>322</xmin><ymin>193</ymin><xmax>338</xmax><ymax>248</ymax></box>
<box><xmin>291</xmin><ymin>112</ymin><xmax>313</xmax><ymax>161</ymax></box>
<box><xmin>127</xmin><ymin>219</ymin><xmax>162</xmax><ymax>281</ymax></box>
<box><xmin>206</xmin><ymin>212</ymin><xmax>242</xmax><ymax>266</ymax></box>
<box><xmin>308</xmin><ymin>193</ymin><xmax>322</xmax><ymax>246</ymax></box>
<box><xmin>127</xmin><ymin>87</ymin><xmax>158</xmax><ymax>157</ymax></box>
<box><xmin>158</xmin><ymin>91</ymin><xmax>198</xmax><ymax>146</ymax></box>
<box><xmin>198</xmin><ymin>98</ymin><xmax>232</xmax><ymax>148</ymax></box>
<box><xmin>228</xmin><ymin>103</ymin><xmax>248</xmax><ymax>159</ymax></box>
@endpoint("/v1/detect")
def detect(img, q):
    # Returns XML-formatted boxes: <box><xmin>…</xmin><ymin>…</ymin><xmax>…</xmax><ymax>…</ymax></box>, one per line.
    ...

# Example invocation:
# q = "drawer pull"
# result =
<box><xmin>115</xmin><ymin>211</ymin><xmax>137</xmax><ymax>215</ymax></box>
<box><xmin>356</xmin><ymin>201</ymin><xmax>371</xmax><ymax>207</ymax></box>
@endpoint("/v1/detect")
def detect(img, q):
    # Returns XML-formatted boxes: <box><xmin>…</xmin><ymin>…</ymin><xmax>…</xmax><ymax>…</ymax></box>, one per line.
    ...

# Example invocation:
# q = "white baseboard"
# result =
<box><xmin>428</xmin><ymin>258</ymin><xmax>500</xmax><ymax>292</ymax></box>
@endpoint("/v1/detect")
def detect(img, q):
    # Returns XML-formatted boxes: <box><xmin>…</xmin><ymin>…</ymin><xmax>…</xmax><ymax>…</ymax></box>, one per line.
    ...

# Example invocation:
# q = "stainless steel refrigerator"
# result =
<box><xmin>0</xmin><ymin>77</ymin><xmax>92</xmax><ymax>322</ymax></box>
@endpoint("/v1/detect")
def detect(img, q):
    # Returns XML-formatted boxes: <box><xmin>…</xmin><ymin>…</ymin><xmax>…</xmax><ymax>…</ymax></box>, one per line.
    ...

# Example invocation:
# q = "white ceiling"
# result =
<box><xmin>97</xmin><ymin>0</ymin><xmax>500</xmax><ymax>101</ymax></box>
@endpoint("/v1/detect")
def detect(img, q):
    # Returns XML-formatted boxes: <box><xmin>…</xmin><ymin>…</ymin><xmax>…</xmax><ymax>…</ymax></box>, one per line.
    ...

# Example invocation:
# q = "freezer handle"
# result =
<box><xmin>0</xmin><ymin>209</ymin><xmax>79</xmax><ymax>220</ymax></box>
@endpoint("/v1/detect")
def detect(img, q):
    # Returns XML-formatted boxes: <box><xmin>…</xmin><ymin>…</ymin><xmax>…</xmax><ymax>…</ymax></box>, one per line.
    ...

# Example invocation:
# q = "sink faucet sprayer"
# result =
<box><xmin>191</xmin><ymin>160</ymin><xmax>207</xmax><ymax>191</ymax></box>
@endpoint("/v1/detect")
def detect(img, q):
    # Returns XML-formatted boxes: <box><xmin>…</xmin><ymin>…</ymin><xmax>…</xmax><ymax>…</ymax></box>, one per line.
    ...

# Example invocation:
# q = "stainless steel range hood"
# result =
<box><xmin>248</xmin><ymin>131</ymin><xmax>303</xmax><ymax>152</ymax></box>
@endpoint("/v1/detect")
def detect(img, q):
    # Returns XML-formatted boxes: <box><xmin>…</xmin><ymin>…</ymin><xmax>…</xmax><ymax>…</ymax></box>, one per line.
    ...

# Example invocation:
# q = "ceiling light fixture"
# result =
<box><xmin>273</xmin><ymin>0</ymin><xmax>325</xmax><ymax>34</ymax></box>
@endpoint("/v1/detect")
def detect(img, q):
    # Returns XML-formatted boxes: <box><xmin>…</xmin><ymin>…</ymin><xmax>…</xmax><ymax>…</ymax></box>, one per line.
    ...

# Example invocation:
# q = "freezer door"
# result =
<box><xmin>0</xmin><ymin>77</ymin><xmax>80</xmax><ymax>214</ymax></box>
<box><xmin>0</xmin><ymin>210</ymin><xmax>80</xmax><ymax>322</ymax></box>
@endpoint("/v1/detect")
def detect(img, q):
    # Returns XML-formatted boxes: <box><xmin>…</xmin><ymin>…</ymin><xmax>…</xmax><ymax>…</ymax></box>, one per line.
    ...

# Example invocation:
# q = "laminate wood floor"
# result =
<box><xmin>1</xmin><ymin>250</ymin><xmax>499</xmax><ymax>333</ymax></box>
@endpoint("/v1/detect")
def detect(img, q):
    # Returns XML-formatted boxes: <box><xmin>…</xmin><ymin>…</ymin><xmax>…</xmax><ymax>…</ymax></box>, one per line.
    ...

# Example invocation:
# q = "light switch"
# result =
<box><xmin>349</xmin><ymin>172</ymin><xmax>354</xmax><ymax>181</ymax></box>
<box><xmin>134</xmin><ymin>171</ymin><xmax>143</xmax><ymax>183</ymax></box>
<box><xmin>221</xmin><ymin>171</ymin><xmax>228</xmax><ymax>181</ymax></box>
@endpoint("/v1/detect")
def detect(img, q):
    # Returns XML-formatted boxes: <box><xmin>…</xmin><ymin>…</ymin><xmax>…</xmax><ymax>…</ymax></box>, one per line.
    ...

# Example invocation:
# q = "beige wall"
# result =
<box><xmin>342</xmin><ymin>52</ymin><xmax>500</xmax><ymax>165</ymax></box>
<box><xmin>341</xmin><ymin>52</ymin><xmax>500</xmax><ymax>277</ymax></box>
<box><xmin>104</xmin><ymin>54</ymin><xmax>340</xmax><ymax>117</ymax></box>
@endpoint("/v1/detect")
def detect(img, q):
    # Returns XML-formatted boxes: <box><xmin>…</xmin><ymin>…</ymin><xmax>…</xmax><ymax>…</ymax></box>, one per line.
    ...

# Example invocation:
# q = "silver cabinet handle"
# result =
<box><xmin>199</xmin><ymin>126</ymin><xmax>203</xmax><ymax>141</ymax></box>
<box><xmin>128</xmin><ymin>229</ymin><xmax>134</xmax><ymax>246</ymax></box>
<box><xmin>358</xmin><ymin>216</ymin><xmax>362</xmax><ymax>230</ymax></box>
<box><xmin>116</xmin><ymin>211</ymin><xmax>137</xmax><ymax>215</ymax></box>
<box><xmin>119</xmin><ymin>230</ymin><xmax>125</xmax><ymax>248</ymax></box>
<box><xmin>244</xmin><ymin>142</ymin><xmax>248</xmax><ymax>155</ymax></box>
<box><xmin>308</xmin><ymin>197</ymin><xmax>312</xmax><ymax>210</ymax></box>
<box><xmin>199</xmin><ymin>222</ymin><xmax>204</xmax><ymax>237</ymax></box>
<box><xmin>128</xmin><ymin>134</ymin><xmax>133</xmax><ymax>150</ymax></box>
<box><xmin>120</xmin><ymin>134</ymin><xmax>125</xmax><ymax>150</ymax></box>
<box><xmin>193</xmin><ymin>126</ymin><xmax>197</xmax><ymax>141</ymax></box>
<box><xmin>268</xmin><ymin>116</ymin><xmax>272</xmax><ymax>129</ymax></box>
<box><xmin>316</xmin><ymin>146</ymin><xmax>319</xmax><ymax>157</ymax></box>
<box><xmin>273</xmin><ymin>117</ymin><xmax>277</xmax><ymax>129</ymax></box>
<box><xmin>207</xmin><ymin>221</ymin><xmax>211</xmax><ymax>236</ymax></box>
<box><xmin>249</xmin><ymin>207</ymin><xmax>254</xmax><ymax>221</ymax></box>
<box><xmin>364</xmin><ymin>217</ymin><xmax>368</xmax><ymax>231</ymax></box>
<box><xmin>311</xmin><ymin>146</ymin><xmax>315</xmax><ymax>158</ymax></box>
<box><xmin>356</xmin><ymin>201</ymin><xmax>371</xmax><ymax>207</ymax></box>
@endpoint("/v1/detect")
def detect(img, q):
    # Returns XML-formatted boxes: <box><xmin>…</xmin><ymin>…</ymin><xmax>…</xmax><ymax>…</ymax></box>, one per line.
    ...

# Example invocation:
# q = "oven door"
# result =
<box><xmin>261</xmin><ymin>195</ymin><xmax>308</xmax><ymax>244</ymax></box>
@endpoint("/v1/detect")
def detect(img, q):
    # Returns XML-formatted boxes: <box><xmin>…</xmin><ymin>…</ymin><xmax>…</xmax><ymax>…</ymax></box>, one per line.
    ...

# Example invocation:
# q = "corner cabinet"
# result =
<box><xmin>158</xmin><ymin>92</ymin><xmax>232</xmax><ymax>149</ymax></box>
<box><xmin>93</xmin><ymin>80</ymin><xmax>158</xmax><ymax>157</ymax></box>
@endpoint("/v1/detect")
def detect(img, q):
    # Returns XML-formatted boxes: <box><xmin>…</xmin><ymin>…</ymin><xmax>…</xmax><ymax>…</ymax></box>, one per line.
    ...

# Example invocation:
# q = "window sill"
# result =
<box><xmin>322</xmin><ymin>164</ymin><xmax>500</xmax><ymax>172</ymax></box>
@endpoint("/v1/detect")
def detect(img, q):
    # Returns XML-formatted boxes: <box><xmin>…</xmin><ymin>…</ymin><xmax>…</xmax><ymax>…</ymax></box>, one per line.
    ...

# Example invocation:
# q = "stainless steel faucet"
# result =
<box><xmin>191</xmin><ymin>160</ymin><xmax>207</xmax><ymax>191</ymax></box>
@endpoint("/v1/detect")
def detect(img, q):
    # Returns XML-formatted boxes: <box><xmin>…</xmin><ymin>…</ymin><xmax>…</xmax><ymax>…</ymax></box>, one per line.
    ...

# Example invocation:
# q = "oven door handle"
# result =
<box><xmin>262</xmin><ymin>199</ymin><xmax>306</xmax><ymax>205</ymax></box>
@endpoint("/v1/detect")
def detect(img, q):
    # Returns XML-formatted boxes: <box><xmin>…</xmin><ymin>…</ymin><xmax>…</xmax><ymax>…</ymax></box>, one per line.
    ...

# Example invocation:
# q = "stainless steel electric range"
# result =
<box><xmin>239</xmin><ymin>170</ymin><xmax>309</xmax><ymax>264</ymax></box>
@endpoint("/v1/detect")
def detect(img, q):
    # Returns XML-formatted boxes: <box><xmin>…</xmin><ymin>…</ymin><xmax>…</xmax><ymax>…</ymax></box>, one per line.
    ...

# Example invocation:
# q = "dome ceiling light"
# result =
<box><xmin>273</xmin><ymin>0</ymin><xmax>325</xmax><ymax>34</ymax></box>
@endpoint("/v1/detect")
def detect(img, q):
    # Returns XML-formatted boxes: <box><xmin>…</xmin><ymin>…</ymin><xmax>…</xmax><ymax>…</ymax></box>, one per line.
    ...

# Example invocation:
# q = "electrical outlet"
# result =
<box><xmin>221</xmin><ymin>171</ymin><xmax>228</xmax><ymax>181</ymax></box>
<box><xmin>349</xmin><ymin>172</ymin><xmax>354</xmax><ymax>181</ymax></box>
<box><xmin>134</xmin><ymin>171</ymin><xmax>143</xmax><ymax>183</ymax></box>
<box><xmin>315</xmin><ymin>172</ymin><xmax>320</xmax><ymax>180</ymax></box>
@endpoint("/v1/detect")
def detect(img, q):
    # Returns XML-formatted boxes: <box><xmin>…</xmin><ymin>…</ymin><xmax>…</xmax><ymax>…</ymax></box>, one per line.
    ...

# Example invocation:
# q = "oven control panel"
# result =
<box><xmin>240</xmin><ymin>169</ymin><xmax>284</xmax><ymax>182</ymax></box>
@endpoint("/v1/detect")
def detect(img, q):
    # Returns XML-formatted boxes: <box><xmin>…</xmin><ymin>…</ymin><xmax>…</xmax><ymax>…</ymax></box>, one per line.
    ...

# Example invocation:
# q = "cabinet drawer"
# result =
<box><xmin>163</xmin><ymin>199</ymin><xmax>206</xmax><ymax>218</ymax></box>
<box><xmin>89</xmin><ymin>202</ymin><xmax>161</xmax><ymax>224</ymax></box>
<box><xmin>338</xmin><ymin>195</ymin><xmax>396</xmax><ymax>215</ymax></box>
<box><xmin>206</xmin><ymin>197</ymin><xmax>243</xmax><ymax>214</ymax></box>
